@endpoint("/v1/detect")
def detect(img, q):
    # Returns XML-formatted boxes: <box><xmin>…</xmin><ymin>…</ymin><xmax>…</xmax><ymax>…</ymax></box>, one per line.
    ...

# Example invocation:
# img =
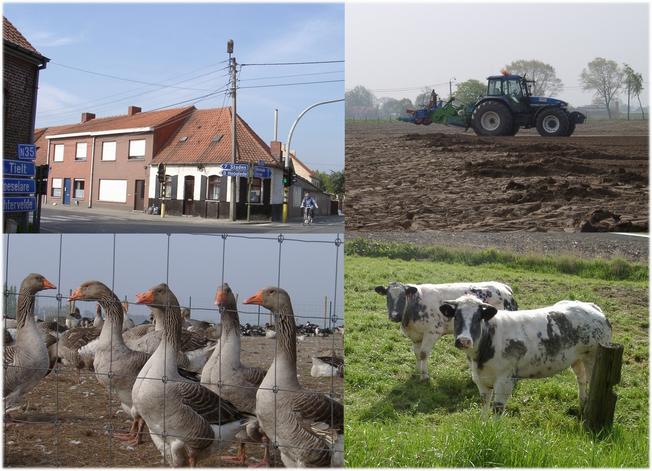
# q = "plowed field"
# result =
<box><xmin>345</xmin><ymin>121</ymin><xmax>648</xmax><ymax>232</ymax></box>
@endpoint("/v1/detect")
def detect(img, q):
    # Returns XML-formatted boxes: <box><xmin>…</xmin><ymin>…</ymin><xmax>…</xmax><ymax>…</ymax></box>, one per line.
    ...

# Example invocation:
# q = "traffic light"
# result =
<box><xmin>290</xmin><ymin>168</ymin><xmax>298</xmax><ymax>185</ymax></box>
<box><xmin>157</xmin><ymin>163</ymin><xmax>166</xmax><ymax>183</ymax></box>
<box><xmin>282</xmin><ymin>168</ymin><xmax>290</xmax><ymax>187</ymax></box>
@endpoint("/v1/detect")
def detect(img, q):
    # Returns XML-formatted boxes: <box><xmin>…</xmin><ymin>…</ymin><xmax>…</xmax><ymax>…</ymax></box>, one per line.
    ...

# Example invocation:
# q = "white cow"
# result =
<box><xmin>439</xmin><ymin>294</ymin><xmax>612</xmax><ymax>413</ymax></box>
<box><xmin>374</xmin><ymin>281</ymin><xmax>518</xmax><ymax>380</ymax></box>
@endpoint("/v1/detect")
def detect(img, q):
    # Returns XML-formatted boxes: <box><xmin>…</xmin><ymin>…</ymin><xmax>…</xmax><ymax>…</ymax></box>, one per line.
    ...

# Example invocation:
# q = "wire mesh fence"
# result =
<box><xmin>3</xmin><ymin>232</ymin><xmax>344</xmax><ymax>467</ymax></box>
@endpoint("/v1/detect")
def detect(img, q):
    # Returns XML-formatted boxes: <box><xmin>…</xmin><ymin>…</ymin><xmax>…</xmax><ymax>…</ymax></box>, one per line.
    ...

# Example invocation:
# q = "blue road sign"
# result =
<box><xmin>221</xmin><ymin>163</ymin><xmax>249</xmax><ymax>172</ymax></box>
<box><xmin>222</xmin><ymin>169</ymin><xmax>249</xmax><ymax>178</ymax></box>
<box><xmin>3</xmin><ymin>178</ymin><xmax>35</xmax><ymax>194</ymax></box>
<box><xmin>253</xmin><ymin>165</ymin><xmax>272</xmax><ymax>178</ymax></box>
<box><xmin>3</xmin><ymin>160</ymin><xmax>35</xmax><ymax>177</ymax></box>
<box><xmin>17</xmin><ymin>144</ymin><xmax>36</xmax><ymax>161</ymax></box>
<box><xmin>4</xmin><ymin>196</ymin><xmax>36</xmax><ymax>213</ymax></box>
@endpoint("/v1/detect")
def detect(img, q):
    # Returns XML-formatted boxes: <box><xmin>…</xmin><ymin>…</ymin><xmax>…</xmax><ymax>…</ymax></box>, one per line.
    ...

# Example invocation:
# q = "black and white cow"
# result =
<box><xmin>374</xmin><ymin>282</ymin><xmax>518</xmax><ymax>380</ymax></box>
<box><xmin>439</xmin><ymin>294</ymin><xmax>612</xmax><ymax>414</ymax></box>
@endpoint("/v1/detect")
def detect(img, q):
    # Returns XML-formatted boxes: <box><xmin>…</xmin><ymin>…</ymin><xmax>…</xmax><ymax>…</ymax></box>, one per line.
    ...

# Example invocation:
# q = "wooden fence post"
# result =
<box><xmin>583</xmin><ymin>343</ymin><xmax>624</xmax><ymax>434</ymax></box>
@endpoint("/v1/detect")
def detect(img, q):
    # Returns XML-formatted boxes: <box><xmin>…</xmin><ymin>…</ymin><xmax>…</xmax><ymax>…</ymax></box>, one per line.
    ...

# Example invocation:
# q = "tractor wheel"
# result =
<box><xmin>506</xmin><ymin>122</ymin><xmax>520</xmax><ymax>136</ymax></box>
<box><xmin>471</xmin><ymin>101</ymin><xmax>514</xmax><ymax>136</ymax></box>
<box><xmin>422</xmin><ymin>117</ymin><xmax>432</xmax><ymax>125</ymax></box>
<box><xmin>565</xmin><ymin>121</ymin><xmax>576</xmax><ymax>137</ymax></box>
<box><xmin>536</xmin><ymin>108</ymin><xmax>570</xmax><ymax>137</ymax></box>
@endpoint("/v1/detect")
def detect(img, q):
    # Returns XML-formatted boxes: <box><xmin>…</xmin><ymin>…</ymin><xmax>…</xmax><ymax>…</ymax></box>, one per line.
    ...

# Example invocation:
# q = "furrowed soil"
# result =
<box><xmin>345</xmin><ymin>120</ymin><xmax>648</xmax><ymax>232</ymax></box>
<box><xmin>3</xmin><ymin>335</ymin><xmax>343</xmax><ymax>467</ymax></box>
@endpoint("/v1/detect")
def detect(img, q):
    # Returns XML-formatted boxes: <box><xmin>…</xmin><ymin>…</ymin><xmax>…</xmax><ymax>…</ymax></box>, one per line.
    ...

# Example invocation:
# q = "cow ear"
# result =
<box><xmin>374</xmin><ymin>286</ymin><xmax>387</xmax><ymax>295</ymax></box>
<box><xmin>405</xmin><ymin>286</ymin><xmax>418</xmax><ymax>296</ymax></box>
<box><xmin>439</xmin><ymin>302</ymin><xmax>456</xmax><ymax>318</ymax></box>
<box><xmin>480</xmin><ymin>305</ymin><xmax>498</xmax><ymax>321</ymax></box>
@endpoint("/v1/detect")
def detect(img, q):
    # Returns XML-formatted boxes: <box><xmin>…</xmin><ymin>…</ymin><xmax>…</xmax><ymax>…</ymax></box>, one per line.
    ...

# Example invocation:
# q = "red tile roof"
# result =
<box><xmin>153</xmin><ymin>108</ymin><xmax>279</xmax><ymax>166</ymax></box>
<box><xmin>291</xmin><ymin>154</ymin><xmax>315</xmax><ymax>177</ymax></box>
<box><xmin>34</xmin><ymin>124</ymin><xmax>76</xmax><ymax>165</ymax></box>
<box><xmin>45</xmin><ymin>107</ymin><xmax>195</xmax><ymax>136</ymax></box>
<box><xmin>3</xmin><ymin>16</ymin><xmax>45</xmax><ymax>58</ymax></box>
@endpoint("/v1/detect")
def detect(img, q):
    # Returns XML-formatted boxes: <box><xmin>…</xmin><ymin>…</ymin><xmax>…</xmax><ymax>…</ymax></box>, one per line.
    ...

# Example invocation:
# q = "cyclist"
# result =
<box><xmin>300</xmin><ymin>192</ymin><xmax>318</xmax><ymax>223</ymax></box>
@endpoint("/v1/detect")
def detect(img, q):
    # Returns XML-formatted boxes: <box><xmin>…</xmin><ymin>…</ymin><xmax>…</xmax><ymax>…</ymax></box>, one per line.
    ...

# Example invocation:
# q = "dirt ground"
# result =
<box><xmin>3</xmin><ymin>335</ymin><xmax>343</xmax><ymax>467</ymax></box>
<box><xmin>345</xmin><ymin>120</ymin><xmax>648</xmax><ymax>232</ymax></box>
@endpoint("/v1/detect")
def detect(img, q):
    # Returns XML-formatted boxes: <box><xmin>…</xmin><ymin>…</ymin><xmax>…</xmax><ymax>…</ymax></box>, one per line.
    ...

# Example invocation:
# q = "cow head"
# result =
<box><xmin>374</xmin><ymin>282</ymin><xmax>418</xmax><ymax>323</ymax></box>
<box><xmin>439</xmin><ymin>294</ymin><xmax>497</xmax><ymax>350</ymax></box>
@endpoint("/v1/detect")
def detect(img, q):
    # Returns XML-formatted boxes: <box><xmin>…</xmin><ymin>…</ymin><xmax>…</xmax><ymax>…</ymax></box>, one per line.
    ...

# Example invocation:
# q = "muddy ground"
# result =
<box><xmin>3</xmin><ymin>335</ymin><xmax>343</xmax><ymax>467</ymax></box>
<box><xmin>345</xmin><ymin>120</ymin><xmax>648</xmax><ymax>232</ymax></box>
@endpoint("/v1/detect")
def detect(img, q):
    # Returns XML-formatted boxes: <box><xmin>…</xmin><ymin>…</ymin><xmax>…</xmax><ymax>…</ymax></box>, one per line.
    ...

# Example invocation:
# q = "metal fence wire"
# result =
<box><xmin>3</xmin><ymin>232</ymin><xmax>344</xmax><ymax>467</ymax></box>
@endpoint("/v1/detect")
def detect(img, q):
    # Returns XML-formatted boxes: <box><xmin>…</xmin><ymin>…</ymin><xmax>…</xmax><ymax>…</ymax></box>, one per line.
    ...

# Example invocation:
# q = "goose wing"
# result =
<box><xmin>171</xmin><ymin>381</ymin><xmax>244</xmax><ymax>425</ymax></box>
<box><xmin>292</xmin><ymin>391</ymin><xmax>343</xmax><ymax>432</ymax></box>
<box><xmin>241</xmin><ymin>366</ymin><xmax>266</xmax><ymax>387</ymax></box>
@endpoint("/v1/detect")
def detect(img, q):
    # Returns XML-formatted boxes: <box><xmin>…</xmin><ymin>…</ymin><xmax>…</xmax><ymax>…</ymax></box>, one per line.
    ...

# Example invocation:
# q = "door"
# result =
<box><xmin>183</xmin><ymin>176</ymin><xmax>195</xmax><ymax>215</ymax></box>
<box><xmin>63</xmin><ymin>178</ymin><xmax>71</xmax><ymax>205</ymax></box>
<box><xmin>134</xmin><ymin>180</ymin><xmax>145</xmax><ymax>211</ymax></box>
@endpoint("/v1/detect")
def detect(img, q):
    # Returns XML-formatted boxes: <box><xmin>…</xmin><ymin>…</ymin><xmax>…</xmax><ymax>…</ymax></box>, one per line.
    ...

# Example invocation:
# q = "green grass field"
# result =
<box><xmin>344</xmin><ymin>241</ymin><xmax>648</xmax><ymax>467</ymax></box>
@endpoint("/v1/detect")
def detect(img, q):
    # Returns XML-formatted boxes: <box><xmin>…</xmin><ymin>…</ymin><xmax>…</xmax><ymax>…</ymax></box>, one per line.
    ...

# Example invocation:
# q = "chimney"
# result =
<box><xmin>81</xmin><ymin>112</ymin><xmax>95</xmax><ymax>123</ymax></box>
<box><xmin>128</xmin><ymin>106</ymin><xmax>142</xmax><ymax>116</ymax></box>
<box><xmin>270</xmin><ymin>141</ymin><xmax>282</xmax><ymax>162</ymax></box>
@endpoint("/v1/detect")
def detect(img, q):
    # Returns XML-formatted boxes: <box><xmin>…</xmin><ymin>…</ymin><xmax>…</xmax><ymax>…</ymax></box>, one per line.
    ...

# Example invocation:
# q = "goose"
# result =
<box><xmin>244</xmin><ymin>287</ymin><xmax>344</xmax><ymax>467</ymax></box>
<box><xmin>54</xmin><ymin>324</ymin><xmax>101</xmax><ymax>372</ymax></box>
<box><xmin>311</xmin><ymin>355</ymin><xmax>344</xmax><ymax>378</ymax></box>
<box><xmin>132</xmin><ymin>283</ymin><xmax>249</xmax><ymax>466</ymax></box>
<box><xmin>69</xmin><ymin>280</ymin><xmax>200</xmax><ymax>446</ymax></box>
<box><xmin>121</xmin><ymin>301</ymin><xmax>136</xmax><ymax>331</ymax></box>
<box><xmin>4</xmin><ymin>318</ymin><xmax>17</xmax><ymax>329</ymax></box>
<box><xmin>4</xmin><ymin>273</ymin><xmax>57</xmax><ymax>419</ymax></box>
<box><xmin>65</xmin><ymin>308</ymin><xmax>82</xmax><ymax>329</ymax></box>
<box><xmin>93</xmin><ymin>304</ymin><xmax>104</xmax><ymax>329</ymax></box>
<box><xmin>200</xmin><ymin>283</ymin><xmax>267</xmax><ymax>465</ymax></box>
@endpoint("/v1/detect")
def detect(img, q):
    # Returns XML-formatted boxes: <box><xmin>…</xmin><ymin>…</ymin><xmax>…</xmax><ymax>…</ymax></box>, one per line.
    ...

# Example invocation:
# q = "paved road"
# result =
<box><xmin>39</xmin><ymin>206</ymin><xmax>344</xmax><ymax>234</ymax></box>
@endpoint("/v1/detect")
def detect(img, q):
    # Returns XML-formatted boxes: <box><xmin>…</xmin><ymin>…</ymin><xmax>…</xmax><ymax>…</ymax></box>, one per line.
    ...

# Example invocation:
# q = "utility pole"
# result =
<box><xmin>228</xmin><ymin>39</ymin><xmax>237</xmax><ymax>221</ymax></box>
<box><xmin>449</xmin><ymin>77</ymin><xmax>456</xmax><ymax>99</ymax></box>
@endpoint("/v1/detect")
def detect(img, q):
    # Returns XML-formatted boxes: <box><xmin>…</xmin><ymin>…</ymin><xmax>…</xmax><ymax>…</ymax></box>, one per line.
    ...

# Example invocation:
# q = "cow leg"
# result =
<box><xmin>571</xmin><ymin>360</ymin><xmax>589</xmax><ymax>409</ymax></box>
<box><xmin>417</xmin><ymin>334</ymin><xmax>439</xmax><ymax>381</ymax></box>
<box><xmin>411</xmin><ymin>342</ymin><xmax>424</xmax><ymax>379</ymax></box>
<box><xmin>492</xmin><ymin>378</ymin><xmax>515</xmax><ymax>415</ymax></box>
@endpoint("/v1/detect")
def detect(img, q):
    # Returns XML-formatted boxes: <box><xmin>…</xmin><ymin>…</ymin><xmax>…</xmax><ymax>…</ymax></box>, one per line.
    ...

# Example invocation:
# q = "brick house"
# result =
<box><xmin>36</xmin><ymin>106</ymin><xmax>193</xmax><ymax>210</ymax></box>
<box><xmin>3</xmin><ymin>16</ymin><xmax>49</xmax><ymax>231</ymax></box>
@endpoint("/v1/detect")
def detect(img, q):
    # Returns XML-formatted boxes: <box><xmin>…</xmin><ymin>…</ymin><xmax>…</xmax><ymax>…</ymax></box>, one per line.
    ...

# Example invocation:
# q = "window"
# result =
<box><xmin>53</xmin><ymin>144</ymin><xmax>64</xmax><ymax>162</ymax></box>
<box><xmin>207</xmin><ymin>175</ymin><xmax>220</xmax><ymax>200</ymax></box>
<box><xmin>102</xmin><ymin>141</ymin><xmax>116</xmax><ymax>161</ymax></box>
<box><xmin>249</xmin><ymin>178</ymin><xmax>262</xmax><ymax>204</ymax></box>
<box><xmin>73</xmin><ymin>180</ymin><xmax>85</xmax><ymax>199</ymax></box>
<box><xmin>163</xmin><ymin>175</ymin><xmax>173</xmax><ymax>199</ymax></box>
<box><xmin>487</xmin><ymin>79</ymin><xmax>502</xmax><ymax>96</ymax></box>
<box><xmin>98</xmin><ymin>179</ymin><xmax>127</xmax><ymax>203</ymax></box>
<box><xmin>51</xmin><ymin>178</ymin><xmax>62</xmax><ymax>197</ymax></box>
<box><xmin>128</xmin><ymin>139</ymin><xmax>146</xmax><ymax>159</ymax></box>
<box><xmin>504</xmin><ymin>79</ymin><xmax>523</xmax><ymax>97</ymax></box>
<box><xmin>75</xmin><ymin>142</ymin><xmax>87</xmax><ymax>161</ymax></box>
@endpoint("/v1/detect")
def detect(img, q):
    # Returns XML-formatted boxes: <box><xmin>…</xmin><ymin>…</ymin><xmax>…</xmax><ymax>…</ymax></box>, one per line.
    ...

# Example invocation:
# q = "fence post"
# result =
<box><xmin>583</xmin><ymin>343</ymin><xmax>624</xmax><ymax>433</ymax></box>
<box><xmin>324</xmin><ymin>296</ymin><xmax>328</xmax><ymax>329</ymax></box>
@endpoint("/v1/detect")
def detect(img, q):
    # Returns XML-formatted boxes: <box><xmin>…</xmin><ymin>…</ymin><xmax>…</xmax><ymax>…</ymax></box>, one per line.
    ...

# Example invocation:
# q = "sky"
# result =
<box><xmin>4</xmin><ymin>3</ymin><xmax>344</xmax><ymax>171</ymax></box>
<box><xmin>2</xmin><ymin>233</ymin><xmax>344</xmax><ymax>327</ymax></box>
<box><xmin>346</xmin><ymin>3</ymin><xmax>649</xmax><ymax>107</ymax></box>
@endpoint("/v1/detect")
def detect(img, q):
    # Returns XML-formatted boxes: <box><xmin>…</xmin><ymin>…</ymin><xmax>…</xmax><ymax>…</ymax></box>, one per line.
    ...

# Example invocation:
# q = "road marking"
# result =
<box><xmin>613</xmin><ymin>232</ymin><xmax>649</xmax><ymax>238</ymax></box>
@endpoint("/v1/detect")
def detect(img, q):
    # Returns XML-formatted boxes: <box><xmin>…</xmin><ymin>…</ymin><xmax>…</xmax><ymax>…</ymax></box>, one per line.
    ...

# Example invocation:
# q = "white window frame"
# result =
<box><xmin>73</xmin><ymin>179</ymin><xmax>85</xmax><ymax>199</ymax></box>
<box><xmin>75</xmin><ymin>142</ymin><xmax>87</xmax><ymax>160</ymax></box>
<box><xmin>53</xmin><ymin>144</ymin><xmax>64</xmax><ymax>162</ymax></box>
<box><xmin>128</xmin><ymin>139</ymin><xmax>146</xmax><ymax>159</ymax></box>
<box><xmin>98</xmin><ymin>179</ymin><xmax>128</xmax><ymax>203</ymax></box>
<box><xmin>51</xmin><ymin>178</ymin><xmax>62</xmax><ymax>197</ymax></box>
<box><xmin>101</xmin><ymin>141</ymin><xmax>117</xmax><ymax>161</ymax></box>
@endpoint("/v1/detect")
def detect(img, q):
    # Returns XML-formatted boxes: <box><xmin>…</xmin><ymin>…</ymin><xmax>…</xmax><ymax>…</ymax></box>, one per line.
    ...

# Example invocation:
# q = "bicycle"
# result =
<box><xmin>302</xmin><ymin>206</ymin><xmax>314</xmax><ymax>225</ymax></box>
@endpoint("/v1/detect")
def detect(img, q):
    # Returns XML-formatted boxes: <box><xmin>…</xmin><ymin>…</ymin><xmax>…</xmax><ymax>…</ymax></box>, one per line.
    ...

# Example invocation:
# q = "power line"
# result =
<box><xmin>239</xmin><ymin>70</ymin><xmax>343</xmax><ymax>82</ymax></box>
<box><xmin>148</xmin><ymin>81</ymin><xmax>231</xmax><ymax>112</ymax></box>
<box><xmin>240</xmin><ymin>60</ymin><xmax>344</xmax><ymax>67</ymax></box>
<box><xmin>238</xmin><ymin>79</ymin><xmax>344</xmax><ymax>90</ymax></box>
<box><xmin>50</xmin><ymin>61</ymin><xmax>229</xmax><ymax>90</ymax></box>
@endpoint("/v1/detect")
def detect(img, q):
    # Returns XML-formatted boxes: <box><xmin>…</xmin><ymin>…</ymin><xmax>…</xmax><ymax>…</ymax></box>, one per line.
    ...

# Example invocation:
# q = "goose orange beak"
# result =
<box><xmin>43</xmin><ymin>278</ymin><xmax>57</xmax><ymax>290</ymax></box>
<box><xmin>244</xmin><ymin>291</ymin><xmax>263</xmax><ymax>305</ymax></box>
<box><xmin>69</xmin><ymin>287</ymin><xmax>82</xmax><ymax>301</ymax></box>
<box><xmin>214</xmin><ymin>289</ymin><xmax>227</xmax><ymax>305</ymax></box>
<box><xmin>135</xmin><ymin>290</ymin><xmax>154</xmax><ymax>305</ymax></box>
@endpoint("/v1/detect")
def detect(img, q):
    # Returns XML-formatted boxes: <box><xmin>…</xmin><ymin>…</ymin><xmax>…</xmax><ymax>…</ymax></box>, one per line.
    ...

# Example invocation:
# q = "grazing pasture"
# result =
<box><xmin>344</xmin><ymin>241</ymin><xmax>648</xmax><ymax>467</ymax></box>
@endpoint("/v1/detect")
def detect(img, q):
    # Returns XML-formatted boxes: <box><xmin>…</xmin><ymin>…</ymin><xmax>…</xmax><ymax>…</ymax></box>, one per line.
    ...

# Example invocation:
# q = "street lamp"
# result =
<box><xmin>281</xmin><ymin>98</ymin><xmax>344</xmax><ymax>224</ymax></box>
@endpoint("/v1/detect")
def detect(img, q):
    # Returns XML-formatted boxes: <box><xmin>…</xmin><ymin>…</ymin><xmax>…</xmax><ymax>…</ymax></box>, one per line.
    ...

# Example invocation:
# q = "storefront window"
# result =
<box><xmin>249</xmin><ymin>178</ymin><xmax>262</xmax><ymax>204</ymax></box>
<box><xmin>207</xmin><ymin>175</ymin><xmax>220</xmax><ymax>200</ymax></box>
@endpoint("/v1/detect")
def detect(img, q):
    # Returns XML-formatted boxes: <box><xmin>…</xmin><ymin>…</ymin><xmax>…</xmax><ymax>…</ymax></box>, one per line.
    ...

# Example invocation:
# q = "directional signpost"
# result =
<box><xmin>4</xmin><ymin>144</ymin><xmax>39</xmax><ymax>229</ymax></box>
<box><xmin>253</xmin><ymin>165</ymin><xmax>272</xmax><ymax>179</ymax></box>
<box><xmin>220</xmin><ymin>162</ymin><xmax>249</xmax><ymax>177</ymax></box>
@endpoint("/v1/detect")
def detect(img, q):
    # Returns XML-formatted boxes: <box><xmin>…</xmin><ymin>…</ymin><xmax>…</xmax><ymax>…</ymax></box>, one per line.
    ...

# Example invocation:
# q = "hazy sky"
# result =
<box><xmin>2</xmin><ymin>233</ymin><xmax>344</xmax><ymax>326</ymax></box>
<box><xmin>4</xmin><ymin>3</ymin><xmax>344</xmax><ymax>171</ymax></box>
<box><xmin>346</xmin><ymin>3</ymin><xmax>649</xmax><ymax>107</ymax></box>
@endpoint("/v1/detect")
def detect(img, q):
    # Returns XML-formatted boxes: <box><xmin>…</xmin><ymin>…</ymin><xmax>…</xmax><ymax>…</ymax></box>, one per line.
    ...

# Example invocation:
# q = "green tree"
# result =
<box><xmin>345</xmin><ymin>86</ymin><xmax>376</xmax><ymax>119</ymax></box>
<box><xmin>505</xmin><ymin>59</ymin><xmax>563</xmax><ymax>96</ymax></box>
<box><xmin>623</xmin><ymin>64</ymin><xmax>645</xmax><ymax>120</ymax></box>
<box><xmin>330</xmin><ymin>170</ymin><xmax>344</xmax><ymax>196</ymax></box>
<box><xmin>454</xmin><ymin>79</ymin><xmax>485</xmax><ymax>104</ymax></box>
<box><xmin>580</xmin><ymin>58</ymin><xmax>624</xmax><ymax>119</ymax></box>
<box><xmin>312</xmin><ymin>170</ymin><xmax>344</xmax><ymax>197</ymax></box>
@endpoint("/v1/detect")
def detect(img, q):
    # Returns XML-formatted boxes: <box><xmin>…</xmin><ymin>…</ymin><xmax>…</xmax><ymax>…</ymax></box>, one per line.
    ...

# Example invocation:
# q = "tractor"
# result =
<box><xmin>399</xmin><ymin>71</ymin><xmax>586</xmax><ymax>137</ymax></box>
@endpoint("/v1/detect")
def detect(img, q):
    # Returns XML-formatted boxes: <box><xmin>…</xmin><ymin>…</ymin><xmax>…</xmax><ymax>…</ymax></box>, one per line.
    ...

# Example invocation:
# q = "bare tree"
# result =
<box><xmin>505</xmin><ymin>59</ymin><xmax>563</xmax><ymax>96</ymax></box>
<box><xmin>623</xmin><ymin>64</ymin><xmax>645</xmax><ymax>120</ymax></box>
<box><xmin>580</xmin><ymin>58</ymin><xmax>624</xmax><ymax>119</ymax></box>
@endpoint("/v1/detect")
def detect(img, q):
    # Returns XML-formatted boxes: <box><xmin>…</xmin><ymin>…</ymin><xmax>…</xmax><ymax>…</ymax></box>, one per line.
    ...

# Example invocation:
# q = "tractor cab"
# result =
<box><xmin>486</xmin><ymin>74</ymin><xmax>531</xmax><ymax>99</ymax></box>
